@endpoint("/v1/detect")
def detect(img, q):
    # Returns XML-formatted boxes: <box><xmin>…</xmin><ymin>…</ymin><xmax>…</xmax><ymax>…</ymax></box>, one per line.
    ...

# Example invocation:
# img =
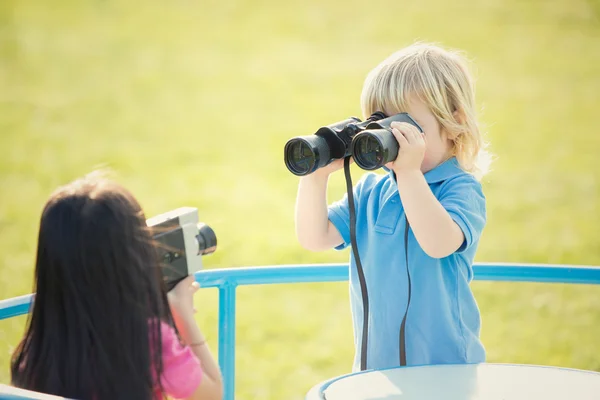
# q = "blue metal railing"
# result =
<box><xmin>1</xmin><ymin>262</ymin><xmax>600</xmax><ymax>400</ymax></box>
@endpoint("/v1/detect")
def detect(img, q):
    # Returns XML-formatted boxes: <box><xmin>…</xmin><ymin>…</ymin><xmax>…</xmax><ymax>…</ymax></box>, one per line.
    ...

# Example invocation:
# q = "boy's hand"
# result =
<box><xmin>387</xmin><ymin>121</ymin><xmax>426</xmax><ymax>176</ymax></box>
<box><xmin>309</xmin><ymin>157</ymin><xmax>351</xmax><ymax>179</ymax></box>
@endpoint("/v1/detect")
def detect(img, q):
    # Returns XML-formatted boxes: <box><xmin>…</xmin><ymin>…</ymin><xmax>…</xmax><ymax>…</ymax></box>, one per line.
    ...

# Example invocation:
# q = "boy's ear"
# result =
<box><xmin>441</xmin><ymin>109</ymin><xmax>465</xmax><ymax>142</ymax></box>
<box><xmin>453</xmin><ymin>109</ymin><xmax>466</xmax><ymax>125</ymax></box>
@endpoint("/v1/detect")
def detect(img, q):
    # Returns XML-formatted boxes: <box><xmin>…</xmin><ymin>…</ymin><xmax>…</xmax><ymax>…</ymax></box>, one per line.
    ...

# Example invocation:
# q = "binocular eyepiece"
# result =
<box><xmin>284</xmin><ymin>112</ymin><xmax>423</xmax><ymax>175</ymax></box>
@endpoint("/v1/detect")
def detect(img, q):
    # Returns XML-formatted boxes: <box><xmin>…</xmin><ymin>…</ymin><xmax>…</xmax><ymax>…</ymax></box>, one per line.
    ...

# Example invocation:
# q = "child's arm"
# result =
<box><xmin>295</xmin><ymin>160</ymin><xmax>345</xmax><ymax>251</ymax></box>
<box><xmin>389</xmin><ymin>122</ymin><xmax>475</xmax><ymax>258</ymax></box>
<box><xmin>396</xmin><ymin>170</ymin><xmax>464</xmax><ymax>258</ymax></box>
<box><xmin>168</xmin><ymin>276</ymin><xmax>223</xmax><ymax>400</ymax></box>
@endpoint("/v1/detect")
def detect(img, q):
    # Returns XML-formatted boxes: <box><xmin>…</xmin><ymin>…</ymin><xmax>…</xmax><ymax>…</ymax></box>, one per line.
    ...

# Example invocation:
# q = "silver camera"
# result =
<box><xmin>146</xmin><ymin>207</ymin><xmax>217</xmax><ymax>291</ymax></box>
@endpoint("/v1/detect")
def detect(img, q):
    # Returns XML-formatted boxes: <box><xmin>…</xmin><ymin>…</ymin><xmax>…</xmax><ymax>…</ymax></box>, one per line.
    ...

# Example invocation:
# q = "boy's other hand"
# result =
<box><xmin>308</xmin><ymin>157</ymin><xmax>350</xmax><ymax>179</ymax></box>
<box><xmin>388</xmin><ymin>122</ymin><xmax>426</xmax><ymax>175</ymax></box>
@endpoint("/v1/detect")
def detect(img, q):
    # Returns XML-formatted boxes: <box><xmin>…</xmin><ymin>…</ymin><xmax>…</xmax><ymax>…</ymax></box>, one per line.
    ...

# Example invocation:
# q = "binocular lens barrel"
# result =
<box><xmin>351</xmin><ymin>129</ymin><xmax>399</xmax><ymax>170</ymax></box>
<box><xmin>284</xmin><ymin>135</ymin><xmax>331</xmax><ymax>176</ymax></box>
<box><xmin>196</xmin><ymin>224</ymin><xmax>217</xmax><ymax>255</ymax></box>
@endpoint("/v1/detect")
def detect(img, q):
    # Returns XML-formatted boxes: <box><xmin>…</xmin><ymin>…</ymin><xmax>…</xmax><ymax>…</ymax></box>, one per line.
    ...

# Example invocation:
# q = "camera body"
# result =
<box><xmin>147</xmin><ymin>207</ymin><xmax>217</xmax><ymax>291</ymax></box>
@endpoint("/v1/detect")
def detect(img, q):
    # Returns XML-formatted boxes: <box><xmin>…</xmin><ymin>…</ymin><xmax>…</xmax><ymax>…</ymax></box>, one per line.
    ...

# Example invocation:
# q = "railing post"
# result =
<box><xmin>218</xmin><ymin>283</ymin><xmax>237</xmax><ymax>400</ymax></box>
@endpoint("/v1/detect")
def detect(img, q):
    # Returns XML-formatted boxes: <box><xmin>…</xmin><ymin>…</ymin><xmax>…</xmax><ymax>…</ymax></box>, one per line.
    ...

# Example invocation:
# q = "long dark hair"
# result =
<box><xmin>11</xmin><ymin>172</ymin><xmax>174</xmax><ymax>400</ymax></box>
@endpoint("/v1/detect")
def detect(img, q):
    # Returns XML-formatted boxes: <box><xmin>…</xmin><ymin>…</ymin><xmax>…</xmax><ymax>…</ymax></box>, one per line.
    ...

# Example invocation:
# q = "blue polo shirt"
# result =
<box><xmin>328</xmin><ymin>157</ymin><xmax>486</xmax><ymax>371</ymax></box>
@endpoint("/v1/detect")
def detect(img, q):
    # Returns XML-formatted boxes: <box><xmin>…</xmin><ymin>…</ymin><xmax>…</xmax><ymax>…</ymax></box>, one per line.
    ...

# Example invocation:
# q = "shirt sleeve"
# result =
<box><xmin>327</xmin><ymin>173</ymin><xmax>371</xmax><ymax>250</ymax></box>
<box><xmin>439</xmin><ymin>175</ymin><xmax>487</xmax><ymax>253</ymax></box>
<box><xmin>159</xmin><ymin>322</ymin><xmax>202</xmax><ymax>399</ymax></box>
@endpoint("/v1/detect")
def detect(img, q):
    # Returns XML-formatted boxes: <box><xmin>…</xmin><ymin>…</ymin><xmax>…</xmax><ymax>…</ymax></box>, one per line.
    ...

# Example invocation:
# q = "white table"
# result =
<box><xmin>306</xmin><ymin>364</ymin><xmax>600</xmax><ymax>400</ymax></box>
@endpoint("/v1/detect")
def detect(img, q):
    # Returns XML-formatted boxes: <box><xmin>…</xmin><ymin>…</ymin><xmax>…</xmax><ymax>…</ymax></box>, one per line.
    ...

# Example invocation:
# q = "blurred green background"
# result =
<box><xmin>1</xmin><ymin>0</ymin><xmax>599</xmax><ymax>398</ymax></box>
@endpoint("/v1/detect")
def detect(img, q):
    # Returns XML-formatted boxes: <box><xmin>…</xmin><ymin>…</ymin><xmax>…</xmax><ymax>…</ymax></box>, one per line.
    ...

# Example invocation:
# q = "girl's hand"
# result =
<box><xmin>167</xmin><ymin>275</ymin><xmax>199</xmax><ymax>323</ymax></box>
<box><xmin>388</xmin><ymin>121</ymin><xmax>426</xmax><ymax>176</ymax></box>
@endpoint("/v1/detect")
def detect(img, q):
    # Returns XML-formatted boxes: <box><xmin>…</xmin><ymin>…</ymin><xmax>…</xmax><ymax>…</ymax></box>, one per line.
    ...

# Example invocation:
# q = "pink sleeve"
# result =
<box><xmin>159</xmin><ymin>322</ymin><xmax>202</xmax><ymax>399</ymax></box>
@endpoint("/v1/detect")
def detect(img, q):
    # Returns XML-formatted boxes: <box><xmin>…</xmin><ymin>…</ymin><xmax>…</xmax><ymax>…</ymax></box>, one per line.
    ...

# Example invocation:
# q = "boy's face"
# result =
<box><xmin>385</xmin><ymin>95</ymin><xmax>453</xmax><ymax>174</ymax></box>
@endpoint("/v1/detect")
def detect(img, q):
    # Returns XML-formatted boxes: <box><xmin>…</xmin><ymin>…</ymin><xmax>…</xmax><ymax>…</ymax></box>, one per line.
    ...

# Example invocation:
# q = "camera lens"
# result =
<box><xmin>353</xmin><ymin>134</ymin><xmax>384</xmax><ymax>170</ymax></box>
<box><xmin>285</xmin><ymin>139</ymin><xmax>315</xmax><ymax>176</ymax></box>
<box><xmin>196</xmin><ymin>224</ymin><xmax>217</xmax><ymax>255</ymax></box>
<box><xmin>351</xmin><ymin>129</ymin><xmax>399</xmax><ymax>170</ymax></box>
<box><xmin>284</xmin><ymin>135</ymin><xmax>330</xmax><ymax>176</ymax></box>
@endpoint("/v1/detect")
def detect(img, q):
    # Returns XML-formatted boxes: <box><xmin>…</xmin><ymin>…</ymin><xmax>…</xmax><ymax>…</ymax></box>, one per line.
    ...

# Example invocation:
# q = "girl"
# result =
<box><xmin>11</xmin><ymin>172</ymin><xmax>223</xmax><ymax>400</ymax></box>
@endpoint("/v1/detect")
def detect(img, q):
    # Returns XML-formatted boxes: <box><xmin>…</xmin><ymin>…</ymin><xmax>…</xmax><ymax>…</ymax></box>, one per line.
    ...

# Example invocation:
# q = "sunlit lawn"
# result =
<box><xmin>1</xmin><ymin>0</ymin><xmax>599</xmax><ymax>398</ymax></box>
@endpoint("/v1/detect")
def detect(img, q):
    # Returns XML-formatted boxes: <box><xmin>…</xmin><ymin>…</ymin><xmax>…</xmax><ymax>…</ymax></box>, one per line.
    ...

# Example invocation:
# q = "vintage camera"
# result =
<box><xmin>351</xmin><ymin>113</ymin><xmax>423</xmax><ymax>170</ymax></box>
<box><xmin>146</xmin><ymin>207</ymin><xmax>216</xmax><ymax>291</ymax></box>
<box><xmin>284</xmin><ymin>112</ymin><xmax>386</xmax><ymax>176</ymax></box>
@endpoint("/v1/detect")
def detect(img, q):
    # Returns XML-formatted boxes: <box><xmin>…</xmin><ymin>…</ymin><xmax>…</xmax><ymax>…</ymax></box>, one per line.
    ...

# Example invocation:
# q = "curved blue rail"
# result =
<box><xmin>1</xmin><ymin>262</ymin><xmax>600</xmax><ymax>400</ymax></box>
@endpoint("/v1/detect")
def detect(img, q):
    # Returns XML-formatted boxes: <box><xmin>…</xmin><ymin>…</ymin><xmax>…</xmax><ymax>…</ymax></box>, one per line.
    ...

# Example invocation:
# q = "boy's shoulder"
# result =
<box><xmin>437</xmin><ymin>170</ymin><xmax>484</xmax><ymax>197</ymax></box>
<box><xmin>436</xmin><ymin>171</ymin><xmax>487</xmax><ymax>216</ymax></box>
<box><xmin>439</xmin><ymin>170</ymin><xmax>481</xmax><ymax>186</ymax></box>
<box><xmin>425</xmin><ymin>158</ymin><xmax>484</xmax><ymax>196</ymax></box>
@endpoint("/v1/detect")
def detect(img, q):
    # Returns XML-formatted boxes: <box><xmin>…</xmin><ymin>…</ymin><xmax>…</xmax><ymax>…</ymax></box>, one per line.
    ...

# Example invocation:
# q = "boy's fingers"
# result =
<box><xmin>413</xmin><ymin>128</ymin><xmax>425</xmax><ymax>145</ymax></box>
<box><xmin>391</xmin><ymin>122</ymin><xmax>418</xmax><ymax>144</ymax></box>
<box><xmin>405</xmin><ymin>124</ymin><xmax>422</xmax><ymax>144</ymax></box>
<box><xmin>392</xmin><ymin>128</ymin><xmax>409</xmax><ymax>148</ymax></box>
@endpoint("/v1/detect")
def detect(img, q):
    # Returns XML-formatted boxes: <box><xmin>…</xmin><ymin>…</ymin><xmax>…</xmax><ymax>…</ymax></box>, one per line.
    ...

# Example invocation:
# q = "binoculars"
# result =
<box><xmin>284</xmin><ymin>112</ymin><xmax>423</xmax><ymax>176</ymax></box>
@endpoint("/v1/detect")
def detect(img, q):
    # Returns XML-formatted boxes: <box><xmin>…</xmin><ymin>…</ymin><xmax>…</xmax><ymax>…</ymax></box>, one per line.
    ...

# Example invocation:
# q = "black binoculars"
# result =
<box><xmin>284</xmin><ymin>112</ymin><xmax>423</xmax><ymax>176</ymax></box>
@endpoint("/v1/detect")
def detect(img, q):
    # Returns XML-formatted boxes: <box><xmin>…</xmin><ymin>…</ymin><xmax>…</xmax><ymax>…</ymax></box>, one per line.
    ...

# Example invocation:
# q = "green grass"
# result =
<box><xmin>1</xmin><ymin>0</ymin><xmax>600</xmax><ymax>398</ymax></box>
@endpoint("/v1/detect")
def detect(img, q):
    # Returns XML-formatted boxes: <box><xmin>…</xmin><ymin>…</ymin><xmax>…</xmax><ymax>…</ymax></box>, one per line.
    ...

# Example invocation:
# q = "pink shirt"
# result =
<box><xmin>155</xmin><ymin>322</ymin><xmax>203</xmax><ymax>399</ymax></box>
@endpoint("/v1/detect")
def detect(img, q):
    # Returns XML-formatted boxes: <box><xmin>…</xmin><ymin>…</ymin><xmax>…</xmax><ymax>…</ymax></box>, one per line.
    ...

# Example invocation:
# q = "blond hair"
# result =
<box><xmin>360</xmin><ymin>42</ymin><xmax>491</xmax><ymax>179</ymax></box>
